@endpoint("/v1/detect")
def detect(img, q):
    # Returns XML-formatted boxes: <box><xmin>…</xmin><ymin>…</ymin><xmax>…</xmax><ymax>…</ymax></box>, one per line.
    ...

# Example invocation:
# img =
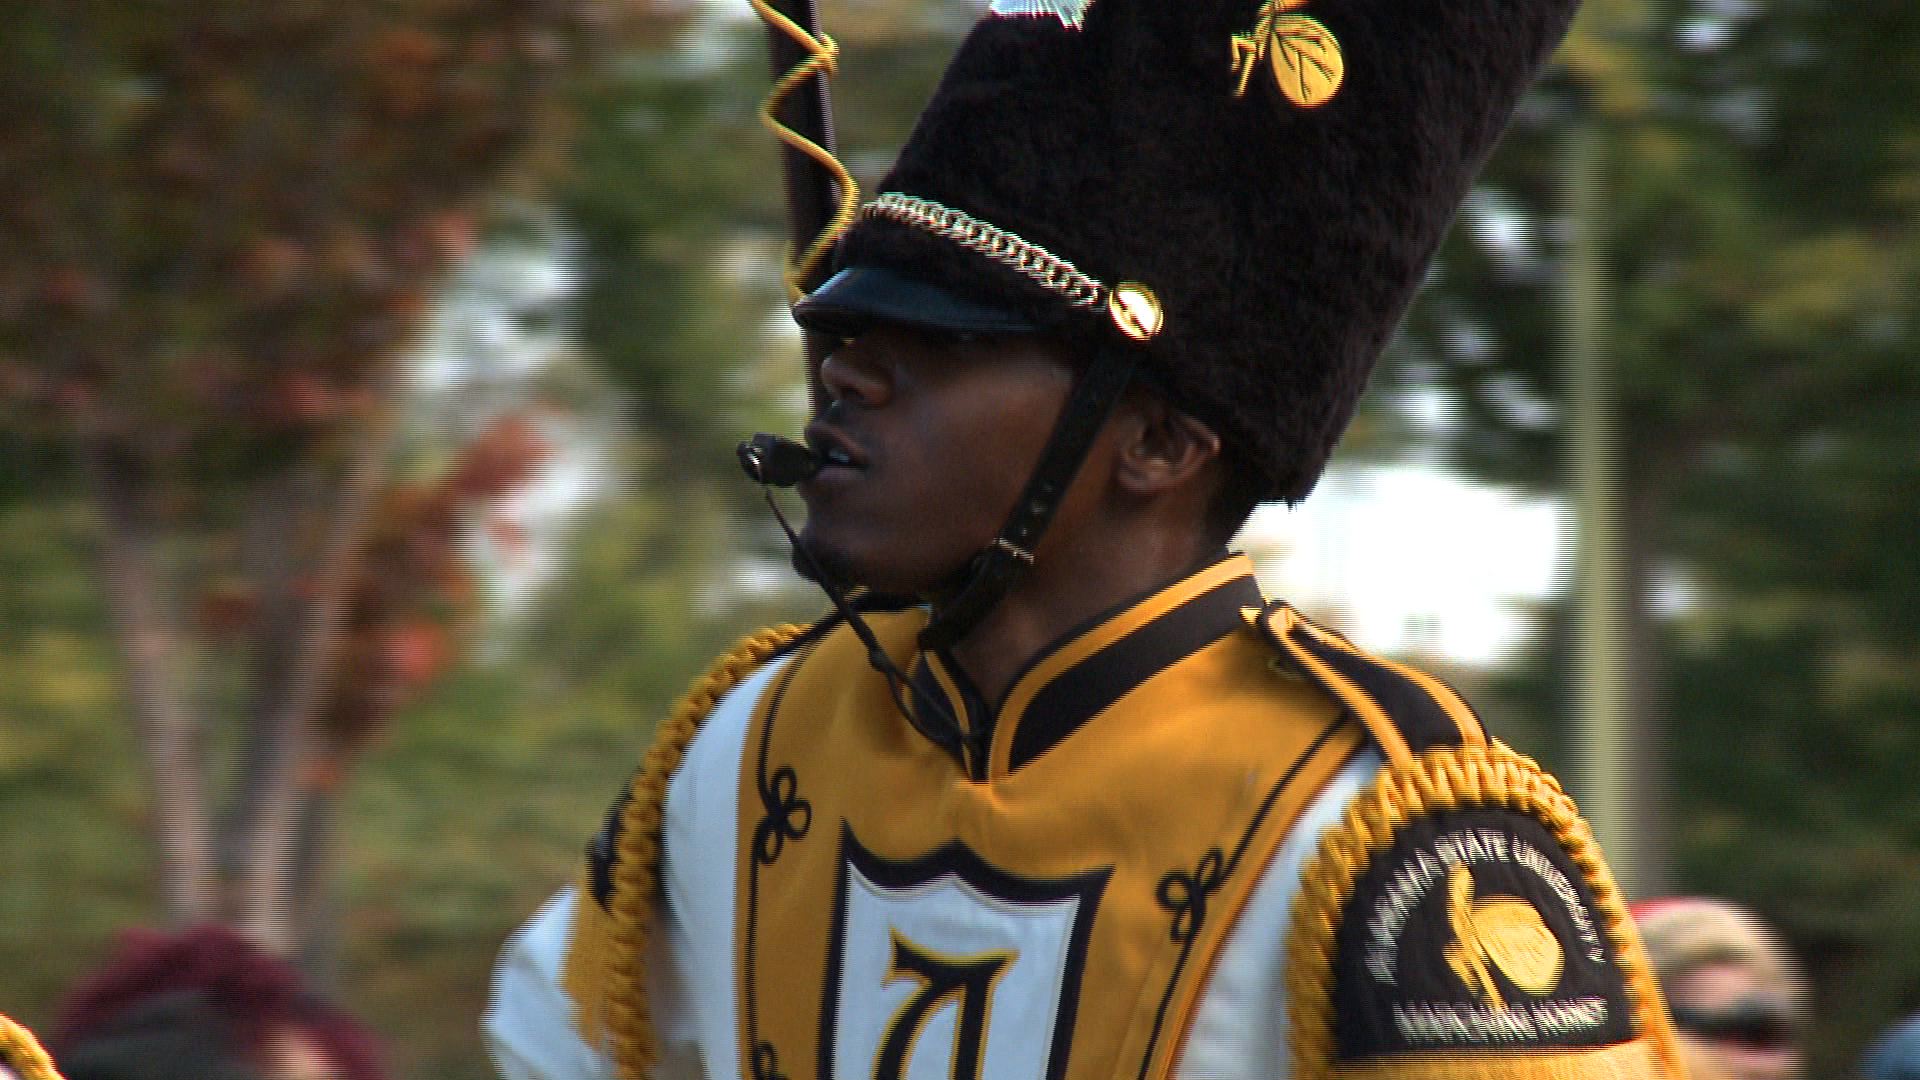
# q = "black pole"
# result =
<box><xmin>763</xmin><ymin>0</ymin><xmax>842</xmax><ymax>414</ymax></box>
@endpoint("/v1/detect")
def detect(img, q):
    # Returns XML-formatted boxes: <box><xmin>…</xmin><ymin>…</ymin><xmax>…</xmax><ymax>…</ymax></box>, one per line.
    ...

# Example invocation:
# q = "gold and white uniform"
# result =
<box><xmin>487</xmin><ymin>556</ymin><xmax>1683</xmax><ymax>1080</ymax></box>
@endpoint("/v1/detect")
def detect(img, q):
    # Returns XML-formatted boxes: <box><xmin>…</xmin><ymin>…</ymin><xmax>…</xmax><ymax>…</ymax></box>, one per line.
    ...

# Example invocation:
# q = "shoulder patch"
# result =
<box><xmin>1333</xmin><ymin>808</ymin><xmax>1630</xmax><ymax>1054</ymax></box>
<box><xmin>1287</xmin><ymin>742</ymin><xmax>1684</xmax><ymax>1078</ymax></box>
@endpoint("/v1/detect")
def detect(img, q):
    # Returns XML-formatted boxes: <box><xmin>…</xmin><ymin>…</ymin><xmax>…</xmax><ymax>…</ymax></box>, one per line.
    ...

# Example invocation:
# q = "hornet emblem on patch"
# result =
<box><xmin>1444</xmin><ymin>864</ymin><xmax>1564</xmax><ymax>1009</ymax></box>
<box><xmin>1231</xmin><ymin>0</ymin><xmax>1345</xmax><ymax>106</ymax></box>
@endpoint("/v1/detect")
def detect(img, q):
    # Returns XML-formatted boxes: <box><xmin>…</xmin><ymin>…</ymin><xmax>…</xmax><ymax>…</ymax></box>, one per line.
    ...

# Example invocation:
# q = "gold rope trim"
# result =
<box><xmin>1284</xmin><ymin>741</ymin><xmax>1684</xmax><ymax>1080</ymax></box>
<box><xmin>585</xmin><ymin>624</ymin><xmax>808</xmax><ymax>1080</ymax></box>
<box><xmin>863</xmin><ymin>193</ymin><xmax>1110</xmax><ymax>310</ymax></box>
<box><xmin>0</xmin><ymin>1014</ymin><xmax>63</xmax><ymax>1080</ymax></box>
<box><xmin>747</xmin><ymin>0</ymin><xmax>861</xmax><ymax>304</ymax></box>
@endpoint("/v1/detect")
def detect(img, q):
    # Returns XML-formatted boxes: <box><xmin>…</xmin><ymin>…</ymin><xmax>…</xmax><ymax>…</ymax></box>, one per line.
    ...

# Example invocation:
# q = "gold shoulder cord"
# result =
<box><xmin>0</xmin><ymin>1014</ymin><xmax>62</xmax><ymax>1080</ymax></box>
<box><xmin>575</xmin><ymin>14</ymin><xmax>845</xmax><ymax>1071</ymax></box>
<box><xmin>746</xmin><ymin>0</ymin><xmax>862</xmax><ymax>303</ymax></box>
<box><xmin>1284</xmin><ymin>741</ymin><xmax>1684</xmax><ymax>1080</ymax></box>
<box><xmin>586</xmin><ymin>624</ymin><xmax>807</xmax><ymax>1080</ymax></box>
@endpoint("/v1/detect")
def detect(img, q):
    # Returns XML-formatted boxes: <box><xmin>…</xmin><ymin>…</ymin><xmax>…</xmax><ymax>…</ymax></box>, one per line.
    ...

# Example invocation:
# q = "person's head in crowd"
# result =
<box><xmin>49</xmin><ymin>925</ymin><xmax>387</xmax><ymax>1080</ymax></box>
<box><xmin>1633</xmin><ymin>897</ymin><xmax>1807</xmax><ymax>1080</ymax></box>
<box><xmin>1861</xmin><ymin>1011</ymin><xmax>1920</xmax><ymax>1080</ymax></box>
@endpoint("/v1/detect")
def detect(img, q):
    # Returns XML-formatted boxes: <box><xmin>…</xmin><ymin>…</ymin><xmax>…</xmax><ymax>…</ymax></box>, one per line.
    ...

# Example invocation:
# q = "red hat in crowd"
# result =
<box><xmin>49</xmin><ymin>925</ymin><xmax>387</xmax><ymax>1080</ymax></box>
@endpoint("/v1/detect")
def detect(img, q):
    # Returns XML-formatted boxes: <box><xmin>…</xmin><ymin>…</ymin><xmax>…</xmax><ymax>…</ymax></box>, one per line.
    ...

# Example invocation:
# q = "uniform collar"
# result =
<box><xmin>908</xmin><ymin>553</ymin><xmax>1264</xmax><ymax>778</ymax></box>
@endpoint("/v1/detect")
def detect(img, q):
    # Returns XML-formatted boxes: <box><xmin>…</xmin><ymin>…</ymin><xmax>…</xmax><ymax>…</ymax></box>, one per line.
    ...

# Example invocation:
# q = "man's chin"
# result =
<box><xmin>791</xmin><ymin>533</ymin><xmax>861</xmax><ymax>591</ymax></box>
<box><xmin>790</xmin><ymin>533</ymin><xmax>960</xmax><ymax>600</ymax></box>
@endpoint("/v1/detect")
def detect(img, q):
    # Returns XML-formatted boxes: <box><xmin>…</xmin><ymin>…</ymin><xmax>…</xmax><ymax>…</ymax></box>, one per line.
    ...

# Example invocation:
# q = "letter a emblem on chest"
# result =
<box><xmin>822</xmin><ymin>826</ymin><xmax>1110</xmax><ymax>1080</ymax></box>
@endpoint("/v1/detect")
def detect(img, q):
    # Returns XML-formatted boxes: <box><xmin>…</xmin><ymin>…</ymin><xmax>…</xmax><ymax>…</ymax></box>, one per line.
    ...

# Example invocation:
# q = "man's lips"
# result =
<box><xmin>803</xmin><ymin>422</ymin><xmax>868</xmax><ymax>471</ymax></box>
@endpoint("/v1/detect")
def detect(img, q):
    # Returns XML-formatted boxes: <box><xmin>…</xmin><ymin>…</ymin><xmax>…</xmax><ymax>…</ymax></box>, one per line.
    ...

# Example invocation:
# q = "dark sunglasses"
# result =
<box><xmin>1669</xmin><ymin>996</ymin><xmax>1800</xmax><ymax>1052</ymax></box>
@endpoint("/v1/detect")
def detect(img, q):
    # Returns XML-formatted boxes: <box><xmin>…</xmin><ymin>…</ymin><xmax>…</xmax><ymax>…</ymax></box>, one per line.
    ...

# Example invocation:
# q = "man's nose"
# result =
<box><xmin>818</xmin><ymin>337</ymin><xmax>893</xmax><ymax>407</ymax></box>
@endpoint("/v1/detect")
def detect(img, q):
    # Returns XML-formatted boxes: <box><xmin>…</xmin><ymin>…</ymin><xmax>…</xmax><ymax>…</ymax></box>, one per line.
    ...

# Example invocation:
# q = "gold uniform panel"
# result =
<box><xmin>737</xmin><ymin>610</ymin><xmax>1360</xmax><ymax>1080</ymax></box>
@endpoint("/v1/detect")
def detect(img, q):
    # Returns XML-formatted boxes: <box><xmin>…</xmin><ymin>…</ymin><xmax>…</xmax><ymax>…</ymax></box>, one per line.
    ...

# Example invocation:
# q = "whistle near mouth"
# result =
<box><xmin>737</xmin><ymin>433</ymin><xmax>821</xmax><ymax>487</ymax></box>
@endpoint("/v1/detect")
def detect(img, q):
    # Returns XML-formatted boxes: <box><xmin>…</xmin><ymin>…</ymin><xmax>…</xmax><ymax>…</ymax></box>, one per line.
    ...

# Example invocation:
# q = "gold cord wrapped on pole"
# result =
<box><xmin>748</xmin><ymin>0</ymin><xmax>861</xmax><ymax>304</ymax></box>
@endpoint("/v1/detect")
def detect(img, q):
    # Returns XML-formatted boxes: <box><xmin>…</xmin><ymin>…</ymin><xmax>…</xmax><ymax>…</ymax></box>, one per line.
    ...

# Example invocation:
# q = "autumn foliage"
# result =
<box><xmin>0</xmin><ymin>0</ymin><xmax>673</xmax><ymax>948</ymax></box>
<box><xmin>0</xmin><ymin>2</ymin><xmax>593</xmax><ymax>453</ymax></box>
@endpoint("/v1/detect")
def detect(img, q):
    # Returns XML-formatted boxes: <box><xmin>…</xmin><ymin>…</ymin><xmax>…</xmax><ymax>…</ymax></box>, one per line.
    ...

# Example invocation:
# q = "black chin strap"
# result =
<box><xmin>919</xmin><ymin>351</ymin><xmax>1139</xmax><ymax>652</ymax></box>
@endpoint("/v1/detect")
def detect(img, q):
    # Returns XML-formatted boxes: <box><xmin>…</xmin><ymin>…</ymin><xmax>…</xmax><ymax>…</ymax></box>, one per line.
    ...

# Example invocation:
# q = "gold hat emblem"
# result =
<box><xmin>1444</xmin><ymin>864</ymin><xmax>1564</xmax><ymax>1009</ymax></box>
<box><xmin>1109</xmin><ymin>282</ymin><xmax>1164</xmax><ymax>341</ymax></box>
<box><xmin>1230</xmin><ymin>0</ymin><xmax>1346</xmax><ymax>107</ymax></box>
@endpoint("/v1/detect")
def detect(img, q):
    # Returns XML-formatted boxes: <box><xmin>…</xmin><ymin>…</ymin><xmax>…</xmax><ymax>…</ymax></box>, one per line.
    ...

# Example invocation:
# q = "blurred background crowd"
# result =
<box><xmin>1</xmin><ymin>0</ymin><xmax>1917</xmax><ymax>1077</ymax></box>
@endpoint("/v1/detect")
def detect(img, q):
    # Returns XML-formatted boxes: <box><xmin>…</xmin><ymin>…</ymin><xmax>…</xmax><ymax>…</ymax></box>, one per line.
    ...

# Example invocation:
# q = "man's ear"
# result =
<box><xmin>1112</xmin><ymin>394</ymin><xmax>1223</xmax><ymax>497</ymax></box>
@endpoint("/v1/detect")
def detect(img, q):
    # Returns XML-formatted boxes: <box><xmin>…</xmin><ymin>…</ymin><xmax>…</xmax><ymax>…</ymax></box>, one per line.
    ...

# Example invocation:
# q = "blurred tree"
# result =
<box><xmin>324</xmin><ymin>9</ymin><xmax>978</xmax><ymax>1073</ymax></box>
<box><xmin>560</xmin><ymin>1</ymin><xmax>972</xmax><ymax>502</ymax></box>
<box><xmin>1388</xmin><ymin>0</ymin><xmax>1920</xmax><ymax>1069</ymax></box>
<box><xmin>3</xmin><ymin>3</ymin><xmax>973</xmax><ymax>1070</ymax></box>
<box><xmin>0</xmin><ymin>0</ymin><xmax>688</xmax><ymax>959</ymax></box>
<box><xmin>514</xmin><ymin>0</ymin><xmax>981</xmax><ymax>667</ymax></box>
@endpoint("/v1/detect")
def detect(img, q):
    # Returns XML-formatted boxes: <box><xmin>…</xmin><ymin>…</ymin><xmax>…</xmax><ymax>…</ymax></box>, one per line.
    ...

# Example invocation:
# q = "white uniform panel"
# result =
<box><xmin>485</xmin><ymin>657</ymin><xmax>788</xmax><ymax>1079</ymax></box>
<box><xmin>1174</xmin><ymin>747</ymin><xmax>1382</xmax><ymax>1079</ymax></box>
<box><xmin>833</xmin><ymin>865</ymin><xmax>1084</xmax><ymax>1080</ymax></box>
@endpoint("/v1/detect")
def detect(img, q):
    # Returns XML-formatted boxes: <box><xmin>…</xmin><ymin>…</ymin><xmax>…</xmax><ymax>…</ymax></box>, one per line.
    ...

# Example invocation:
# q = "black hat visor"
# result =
<box><xmin>793</xmin><ymin>266</ymin><xmax>1038</xmax><ymax>338</ymax></box>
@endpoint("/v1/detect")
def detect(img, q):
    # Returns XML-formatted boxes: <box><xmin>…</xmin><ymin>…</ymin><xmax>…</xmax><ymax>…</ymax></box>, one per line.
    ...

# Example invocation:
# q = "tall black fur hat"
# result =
<box><xmin>798</xmin><ymin>0</ymin><xmax>1579</xmax><ymax>502</ymax></box>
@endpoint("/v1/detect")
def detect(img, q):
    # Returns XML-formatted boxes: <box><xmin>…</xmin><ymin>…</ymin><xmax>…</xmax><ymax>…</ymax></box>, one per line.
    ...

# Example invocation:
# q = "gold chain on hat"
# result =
<box><xmin>863</xmin><ymin>193</ymin><xmax>1109</xmax><ymax>310</ymax></box>
<box><xmin>863</xmin><ymin>194</ymin><xmax>1166</xmax><ymax>342</ymax></box>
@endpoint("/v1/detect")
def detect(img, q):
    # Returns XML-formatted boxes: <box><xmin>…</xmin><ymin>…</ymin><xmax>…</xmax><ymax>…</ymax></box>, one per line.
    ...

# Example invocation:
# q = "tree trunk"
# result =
<box><xmin>237</xmin><ymin>403</ymin><xmax>398</xmax><ymax>953</ymax></box>
<box><xmin>291</xmin><ymin>783</ymin><xmax>345</xmax><ymax>988</ymax></box>
<box><xmin>1559</xmin><ymin>113</ymin><xmax>1679</xmax><ymax>899</ymax></box>
<box><xmin>1559</xmin><ymin>113</ymin><xmax>1673</xmax><ymax>897</ymax></box>
<box><xmin>1614</xmin><ymin>468</ymin><xmax>1674</xmax><ymax>896</ymax></box>
<box><xmin>82</xmin><ymin>432</ymin><xmax>219</xmax><ymax>924</ymax></box>
<box><xmin>222</xmin><ymin>468</ymin><xmax>318</xmax><ymax>883</ymax></box>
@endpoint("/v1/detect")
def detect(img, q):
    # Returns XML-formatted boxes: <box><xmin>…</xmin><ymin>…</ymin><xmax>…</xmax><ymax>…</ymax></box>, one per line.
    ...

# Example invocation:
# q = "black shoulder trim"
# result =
<box><xmin>1249</xmin><ymin>600</ymin><xmax>1484</xmax><ymax>758</ymax></box>
<box><xmin>587</xmin><ymin>780</ymin><xmax>633</xmax><ymax>911</ymax></box>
